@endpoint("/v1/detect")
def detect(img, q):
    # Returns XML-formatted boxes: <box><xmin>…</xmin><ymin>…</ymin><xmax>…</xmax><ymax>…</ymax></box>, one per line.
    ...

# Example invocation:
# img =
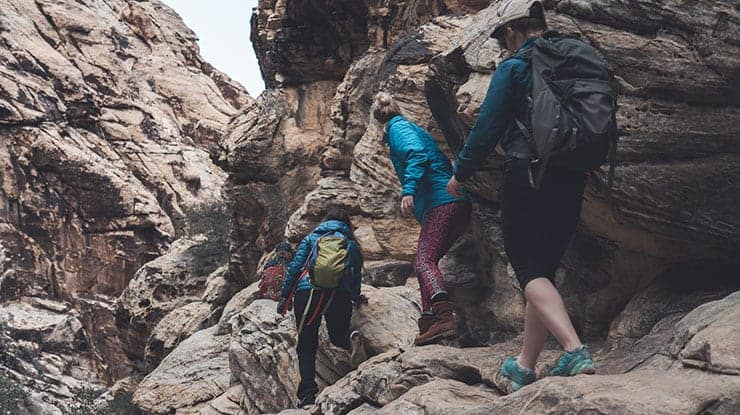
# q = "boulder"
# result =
<box><xmin>486</xmin><ymin>371</ymin><xmax>740</xmax><ymax>415</ymax></box>
<box><xmin>197</xmin><ymin>385</ymin><xmax>246</xmax><ymax>415</ymax></box>
<box><xmin>670</xmin><ymin>291</ymin><xmax>740</xmax><ymax>375</ymax></box>
<box><xmin>145</xmin><ymin>301</ymin><xmax>219</xmax><ymax>370</ymax></box>
<box><xmin>0</xmin><ymin>299</ymin><xmax>105</xmax><ymax>414</ymax></box>
<box><xmin>115</xmin><ymin>238</ymin><xmax>217</xmax><ymax>371</ymax></box>
<box><xmin>363</xmin><ymin>260</ymin><xmax>413</xmax><ymax>287</ymax></box>
<box><xmin>375</xmin><ymin>379</ymin><xmax>498</xmax><ymax>414</ymax></box>
<box><xmin>349</xmin><ymin>285</ymin><xmax>419</xmax><ymax>355</ymax></box>
<box><xmin>132</xmin><ymin>327</ymin><xmax>231</xmax><ymax>415</ymax></box>
<box><xmin>217</xmin><ymin>282</ymin><xmax>262</xmax><ymax>336</ymax></box>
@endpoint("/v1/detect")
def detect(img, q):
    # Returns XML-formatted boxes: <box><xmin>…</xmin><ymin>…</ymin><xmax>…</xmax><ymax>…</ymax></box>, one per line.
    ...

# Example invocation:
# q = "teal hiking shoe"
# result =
<box><xmin>500</xmin><ymin>357</ymin><xmax>536</xmax><ymax>392</ymax></box>
<box><xmin>549</xmin><ymin>345</ymin><xmax>596</xmax><ymax>377</ymax></box>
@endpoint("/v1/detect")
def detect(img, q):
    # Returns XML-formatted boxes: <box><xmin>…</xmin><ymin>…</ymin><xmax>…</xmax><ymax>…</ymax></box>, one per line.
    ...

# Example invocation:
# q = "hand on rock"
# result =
<box><xmin>277</xmin><ymin>297</ymin><xmax>289</xmax><ymax>315</ymax></box>
<box><xmin>401</xmin><ymin>196</ymin><xmax>414</xmax><ymax>217</ymax></box>
<box><xmin>352</xmin><ymin>294</ymin><xmax>369</xmax><ymax>308</ymax></box>
<box><xmin>446</xmin><ymin>176</ymin><xmax>463</xmax><ymax>198</ymax></box>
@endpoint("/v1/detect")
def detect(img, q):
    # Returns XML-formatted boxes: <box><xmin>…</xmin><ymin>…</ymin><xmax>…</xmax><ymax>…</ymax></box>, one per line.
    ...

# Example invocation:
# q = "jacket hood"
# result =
<box><xmin>384</xmin><ymin>115</ymin><xmax>406</xmax><ymax>142</ymax></box>
<box><xmin>387</xmin><ymin>115</ymin><xmax>405</xmax><ymax>128</ymax></box>
<box><xmin>314</xmin><ymin>220</ymin><xmax>352</xmax><ymax>236</ymax></box>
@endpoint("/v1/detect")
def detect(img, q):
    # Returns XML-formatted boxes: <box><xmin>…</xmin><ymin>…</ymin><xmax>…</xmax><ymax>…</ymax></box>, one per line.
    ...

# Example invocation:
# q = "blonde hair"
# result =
<box><xmin>372</xmin><ymin>92</ymin><xmax>402</xmax><ymax>124</ymax></box>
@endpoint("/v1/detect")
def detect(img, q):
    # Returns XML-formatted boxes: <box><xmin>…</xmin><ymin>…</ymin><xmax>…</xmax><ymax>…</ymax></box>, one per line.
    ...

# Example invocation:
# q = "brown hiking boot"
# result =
<box><xmin>413</xmin><ymin>314</ymin><xmax>435</xmax><ymax>345</ymax></box>
<box><xmin>413</xmin><ymin>301</ymin><xmax>457</xmax><ymax>346</ymax></box>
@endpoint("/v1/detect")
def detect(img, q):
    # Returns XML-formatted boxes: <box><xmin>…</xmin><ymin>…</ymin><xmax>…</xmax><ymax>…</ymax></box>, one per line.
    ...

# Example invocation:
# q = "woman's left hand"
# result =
<box><xmin>446</xmin><ymin>176</ymin><xmax>463</xmax><ymax>198</ymax></box>
<box><xmin>401</xmin><ymin>196</ymin><xmax>414</xmax><ymax>217</ymax></box>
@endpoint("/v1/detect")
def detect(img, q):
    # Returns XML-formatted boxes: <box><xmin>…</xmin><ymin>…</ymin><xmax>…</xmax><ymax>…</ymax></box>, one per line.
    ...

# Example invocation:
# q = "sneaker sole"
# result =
<box><xmin>570</xmin><ymin>362</ymin><xmax>596</xmax><ymax>376</ymax></box>
<box><xmin>414</xmin><ymin>328</ymin><xmax>457</xmax><ymax>346</ymax></box>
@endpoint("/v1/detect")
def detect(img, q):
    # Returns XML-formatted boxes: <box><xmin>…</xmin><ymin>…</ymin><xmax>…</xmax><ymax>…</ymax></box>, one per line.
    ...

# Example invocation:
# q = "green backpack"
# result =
<box><xmin>309</xmin><ymin>232</ymin><xmax>349</xmax><ymax>289</ymax></box>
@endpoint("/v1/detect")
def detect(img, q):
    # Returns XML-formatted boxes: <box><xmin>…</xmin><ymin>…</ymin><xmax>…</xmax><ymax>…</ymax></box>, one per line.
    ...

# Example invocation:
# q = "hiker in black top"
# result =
<box><xmin>277</xmin><ymin>206</ymin><xmax>366</xmax><ymax>408</ymax></box>
<box><xmin>447</xmin><ymin>0</ymin><xmax>601</xmax><ymax>391</ymax></box>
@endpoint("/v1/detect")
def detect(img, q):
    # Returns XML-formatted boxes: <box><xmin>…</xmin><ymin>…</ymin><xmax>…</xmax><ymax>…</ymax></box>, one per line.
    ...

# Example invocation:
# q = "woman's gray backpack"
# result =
<box><xmin>514</xmin><ymin>31</ymin><xmax>619</xmax><ymax>189</ymax></box>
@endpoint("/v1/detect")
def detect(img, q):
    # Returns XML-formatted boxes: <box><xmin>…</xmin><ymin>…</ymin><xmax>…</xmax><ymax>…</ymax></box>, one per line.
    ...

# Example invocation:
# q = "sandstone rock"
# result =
<box><xmin>607</xmin><ymin>278</ymin><xmax>737</xmax><ymax>348</ymax></box>
<box><xmin>115</xmin><ymin>238</ymin><xmax>217</xmax><ymax>371</ymax></box>
<box><xmin>376</xmin><ymin>379</ymin><xmax>498</xmax><ymax>414</ymax></box>
<box><xmin>198</xmin><ymin>384</ymin><xmax>246</xmax><ymax>415</ymax></box>
<box><xmin>363</xmin><ymin>260</ymin><xmax>413</xmax><ymax>287</ymax></box>
<box><xmin>251</xmin><ymin>0</ymin><xmax>489</xmax><ymax>88</ymax></box>
<box><xmin>74</xmin><ymin>295</ymin><xmax>134</xmax><ymax>381</ymax></box>
<box><xmin>1</xmin><ymin>0</ymin><xmax>249</xmax><ymax>403</ymax></box>
<box><xmin>317</xmin><ymin>342</ymin><xmax>559</xmax><ymax>414</ymax></box>
<box><xmin>133</xmin><ymin>326</ymin><xmax>231</xmax><ymax>415</ymax></box>
<box><xmin>0</xmin><ymin>226</ymin><xmax>53</xmax><ymax>301</ymax></box>
<box><xmin>347</xmin><ymin>404</ymin><xmax>379</xmax><ymax>415</ymax></box>
<box><xmin>202</xmin><ymin>266</ymin><xmax>234</xmax><ymax>306</ymax></box>
<box><xmin>227</xmin><ymin>299</ymin><xmax>310</xmax><ymax>414</ymax></box>
<box><xmin>670</xmin><ymin>291</ymin><xmax>740</xmax><ymax>375</ymax></box>
<box><xmin>0</xmin><ymin>301</ymin><xmax>75</xmax><ymax>342</ymax></box>
<box><xmin>0</xmin><ymin>0</ymin><xmax>247</xmax><ymax>301</ymax></box>
<box><xmin>217</xmin><ymin>282</ymin><xmax>261</xmax><ymax>336</ymax></box>
<box><xmin>486</xmin><ymin>371</ymin><xmax>740</xmax><ymax>415</ymax></box>
<box><xmin>145</xmin><ymin>301</ymin><xmax>218</xmax><ymax>370</ymax></box>
<box><xmin>266</xmin><ymin>410</ymin><xmax>310</xmax><ymax>415</ymax></box>
<box><xmin>0</xmin><ymin>301</ymin><xmax>105</xmax><ymax>414</ymax></box>
<box><xmin>349</xmin><ymin>285</ymin><xmax>419</xmax><ymax>355</ymax></box>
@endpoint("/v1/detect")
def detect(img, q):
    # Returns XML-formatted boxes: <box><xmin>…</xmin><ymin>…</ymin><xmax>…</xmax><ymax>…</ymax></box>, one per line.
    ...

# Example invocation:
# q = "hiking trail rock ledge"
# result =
<box><xmin>1</xmin><ymin>0</ymin><xmax>739</xmax><ymax>414</ymax></box>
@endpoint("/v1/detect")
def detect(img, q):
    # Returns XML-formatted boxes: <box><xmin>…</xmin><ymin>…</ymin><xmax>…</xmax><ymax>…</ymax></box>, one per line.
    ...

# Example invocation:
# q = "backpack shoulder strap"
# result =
<box><xmin>304</xmin><ymin>231</ymin><xmax>332</xmax><ymax>268</ymax></box>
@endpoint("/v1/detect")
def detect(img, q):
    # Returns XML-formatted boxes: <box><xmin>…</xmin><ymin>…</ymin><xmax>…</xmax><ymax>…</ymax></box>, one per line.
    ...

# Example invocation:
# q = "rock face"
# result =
<box><xmin>1</xmin><ymin>0</ymin><xmax>248</xmax><ymax>300</ymax></box>
<box><xmin>0</xmin><ymin>0</ymin><xmax>248</xmax><ymax>411</ymax></box>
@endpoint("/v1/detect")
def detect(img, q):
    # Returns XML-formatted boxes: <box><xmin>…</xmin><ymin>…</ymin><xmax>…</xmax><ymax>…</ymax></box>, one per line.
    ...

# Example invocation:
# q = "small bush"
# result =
<box><xmin>183</xmin><ymin>201</ymin><xmax>230</xmax><ymax>276</ymax></box>
<box><xmin>66</xmin><ymin>387</ymin><xmax>139</xmax><ymax>415</ymax></box>
<box><xmin>0</xmin><ymin>372</ymin><xmax>27</xmax><ymax>414</ymax></box>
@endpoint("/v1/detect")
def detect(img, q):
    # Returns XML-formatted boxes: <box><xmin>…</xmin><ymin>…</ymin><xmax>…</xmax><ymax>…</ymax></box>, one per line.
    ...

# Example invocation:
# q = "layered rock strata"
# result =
<box><xmin>0</xmin><ymin>0</ymin><xmax>248</xmax><ymax>410</ymax></box>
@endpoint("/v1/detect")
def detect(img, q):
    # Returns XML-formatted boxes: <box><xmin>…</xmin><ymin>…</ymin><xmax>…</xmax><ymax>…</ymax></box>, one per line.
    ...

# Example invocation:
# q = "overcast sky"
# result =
<box><xmin>164</xmin><ymin>0</ymin><xmax>265</xmax><ymax>97</ymax></box>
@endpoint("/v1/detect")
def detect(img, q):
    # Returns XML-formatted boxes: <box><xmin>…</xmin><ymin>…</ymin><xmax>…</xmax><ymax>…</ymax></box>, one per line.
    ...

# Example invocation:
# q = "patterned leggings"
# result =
<box><xmin>415</xmin><ymin>201</ymin><xmax>472</xmax><ymax>313</ymax></box>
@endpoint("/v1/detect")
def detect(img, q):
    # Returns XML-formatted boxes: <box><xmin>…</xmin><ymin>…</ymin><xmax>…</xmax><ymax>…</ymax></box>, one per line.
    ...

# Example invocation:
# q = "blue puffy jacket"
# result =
<box><xmin>385</xmin><ymin>115</ymin><xmax>469</xmax><ymax>223</ymax></box>
<box><xmin>280</xmin><ymin>220</ymin><xmax>363</xmax><ymax>299</ymax></box>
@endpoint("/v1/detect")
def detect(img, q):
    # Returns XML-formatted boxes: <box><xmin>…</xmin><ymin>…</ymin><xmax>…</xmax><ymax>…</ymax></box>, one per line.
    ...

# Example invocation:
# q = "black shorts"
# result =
<box><xmin>501</xmin><ymin>158</ymin><xmax>585</xmax><ymax>289</ymax></box>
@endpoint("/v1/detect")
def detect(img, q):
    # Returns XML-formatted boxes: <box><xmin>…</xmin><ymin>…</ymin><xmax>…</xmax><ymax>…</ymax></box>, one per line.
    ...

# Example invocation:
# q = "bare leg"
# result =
<box><xmin>524</xmin><ymin>277</ymin><xmax>581</xmax><ymax>352</ymax></box>
<box><xmin>518</xmin><ymin>301</ymin><xmax>548</xmax><ymax>369</ymax></box>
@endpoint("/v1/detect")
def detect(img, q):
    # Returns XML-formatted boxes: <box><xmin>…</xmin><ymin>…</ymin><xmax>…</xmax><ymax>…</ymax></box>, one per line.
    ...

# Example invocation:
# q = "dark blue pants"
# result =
<box><xmin>293</xmin><ymin>289</ymin><xmax>352</xmax><ymax>400</ymax></box>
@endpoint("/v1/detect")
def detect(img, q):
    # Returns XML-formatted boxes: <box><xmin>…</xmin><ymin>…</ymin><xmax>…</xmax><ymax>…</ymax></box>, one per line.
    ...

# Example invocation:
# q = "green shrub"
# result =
<box><xmin>183</xmin><ymin>201</ymin><xmax>230</xmax><ymax>276</ymax></box>
<box><xmin>0</xmin><ymin>372</ymin><xmax>27</xmax><ymax>414</ymax></box>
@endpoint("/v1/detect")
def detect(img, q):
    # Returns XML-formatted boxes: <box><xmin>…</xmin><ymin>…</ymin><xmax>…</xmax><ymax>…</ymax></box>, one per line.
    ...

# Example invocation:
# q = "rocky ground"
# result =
<box><xmin>1</xmin><ymin>0</ymin><xmax>739</xmax><ymax>414</ymax></box>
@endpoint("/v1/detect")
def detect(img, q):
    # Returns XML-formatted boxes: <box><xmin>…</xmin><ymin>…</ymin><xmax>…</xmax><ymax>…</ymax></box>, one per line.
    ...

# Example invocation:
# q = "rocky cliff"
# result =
<box><xmin>1</xmin><ymin>0</ymin><xmax>739</xmax><ymax>414</ymax></box>
<box><xmin>0</xmin><ymin>0</ymin><xmax>248</xmax><ymax>411</ymax></box>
